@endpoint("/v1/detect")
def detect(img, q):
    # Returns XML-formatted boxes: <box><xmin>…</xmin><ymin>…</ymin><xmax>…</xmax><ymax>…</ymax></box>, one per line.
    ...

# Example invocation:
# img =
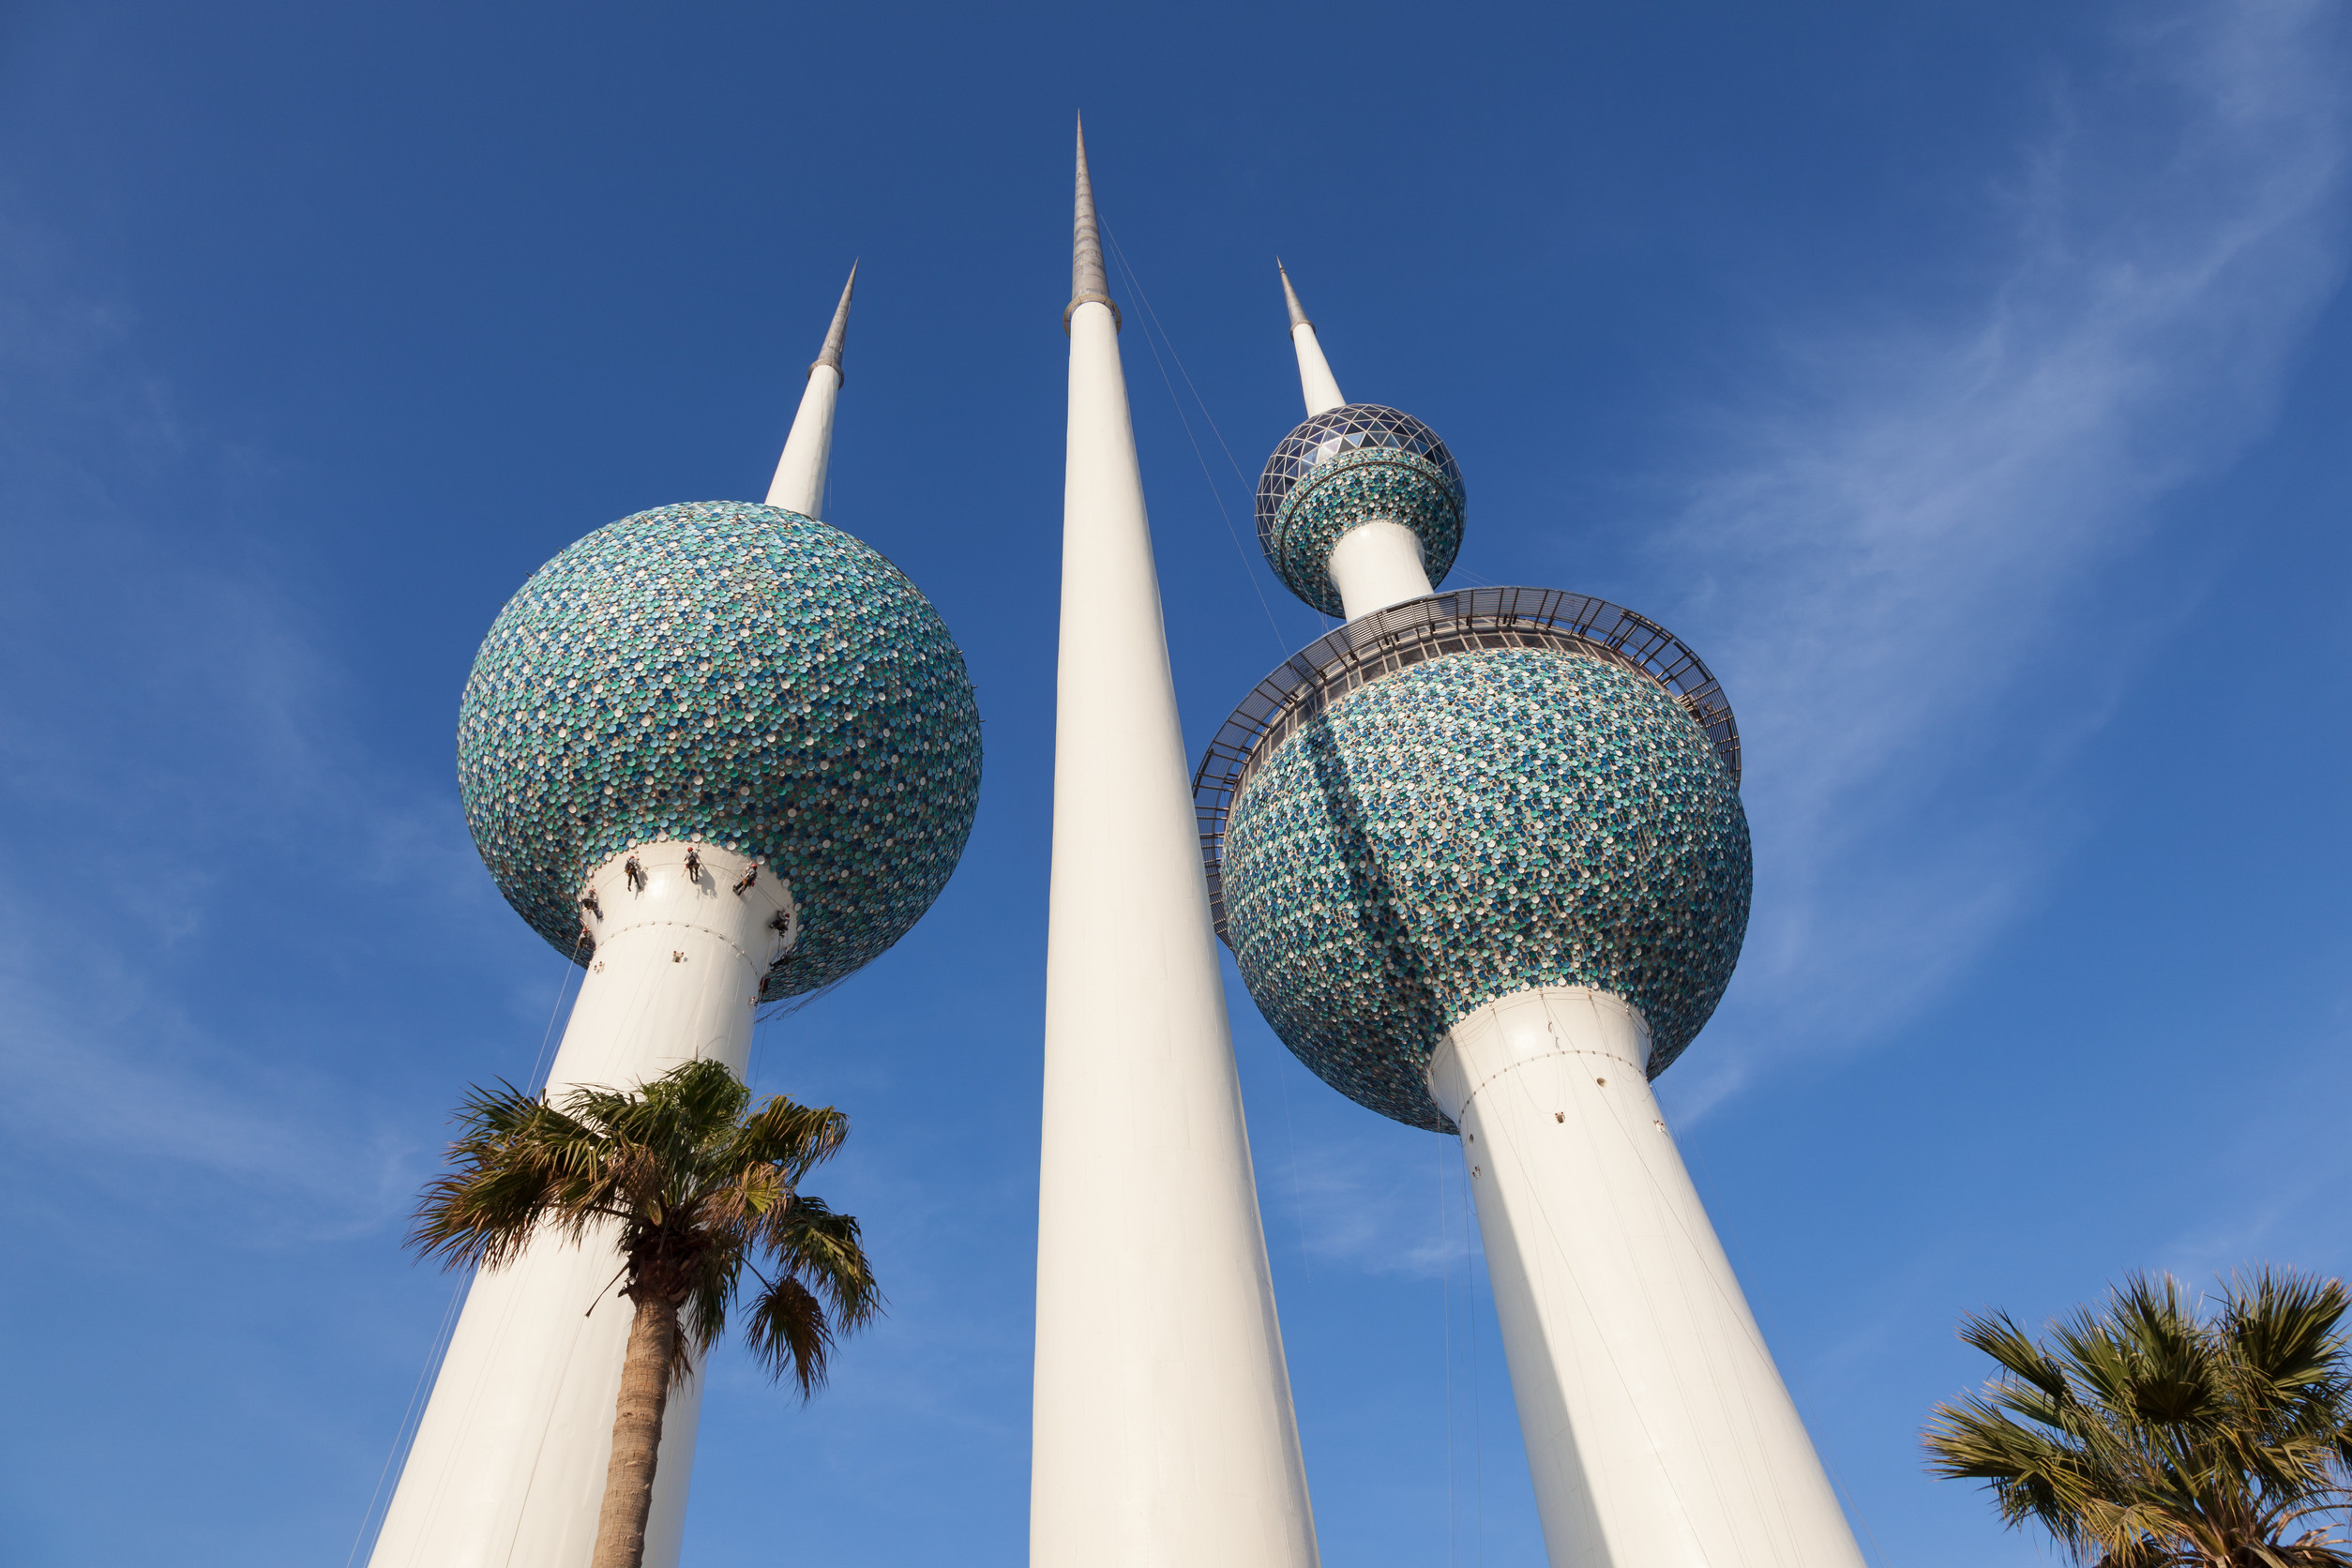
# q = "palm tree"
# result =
<box><xmin>1924</xmin><ymin>1270</ymin><xmax>2352</xmax><ymax>1567</ymax></box>
<box><xmin>408</xmin><ymin>1057</ymin><xmax>881</xmax><ymax>1568</ymax></box>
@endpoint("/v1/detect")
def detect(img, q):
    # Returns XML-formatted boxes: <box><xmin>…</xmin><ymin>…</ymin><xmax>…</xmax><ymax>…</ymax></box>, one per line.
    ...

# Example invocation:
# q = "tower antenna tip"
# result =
<box><xmin>1277</xmin><ymin>259</ymin><xmax>1312</xmax><ymax>330</ymax></box>
<box><xmin>1066</xmin><ymin>119</ymin><xmax>1119</xmax><ymax>333</ymax></box>
<box><xmin>812</xmin><ymin>259</ymin><xmax>856</xmax><ymax>383</ymax></box>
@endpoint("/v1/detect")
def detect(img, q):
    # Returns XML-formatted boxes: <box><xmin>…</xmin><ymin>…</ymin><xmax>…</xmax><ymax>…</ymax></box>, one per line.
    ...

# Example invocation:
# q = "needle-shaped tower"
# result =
<box><xmin>369</xmin><ymin>268</ymin><xmax>983</xmax><ymax>1568</ymax></box>
<box><xmin>1193</xmin><ymin>265</ymin><xmax>1866</xmax><ymax>1568</ymax></box>
<box><xmin>1029</xmin><ymin>126</ymin><xmax>1321</xmax><ymax>1568</ymax></box>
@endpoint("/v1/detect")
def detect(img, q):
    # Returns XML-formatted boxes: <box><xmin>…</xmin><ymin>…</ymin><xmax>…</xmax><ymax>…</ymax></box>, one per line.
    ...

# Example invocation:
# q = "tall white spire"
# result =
<box><xmin>765</xmin><ymin>262</ymin><xmax>856</xmax><ymax>518</ymax></box>
<box><xmin>1276</xmin><ymin>261</ymin><xmax>1431</xmax><ymax>618</ymax></box>
<box><xmin>1065</xmin><ymin>123</ymin><xmax>1117</xmax><ymax>332</ymax></box>
<box><xmin>1031</xmin><ymin>120</ymin><xmax>1321</xmax><ymax>1568</ymax></box>
<box><xmin>1277</xmin><ymin>260</ymin><xmax>1346</xmax><ymax>415</ymax></box>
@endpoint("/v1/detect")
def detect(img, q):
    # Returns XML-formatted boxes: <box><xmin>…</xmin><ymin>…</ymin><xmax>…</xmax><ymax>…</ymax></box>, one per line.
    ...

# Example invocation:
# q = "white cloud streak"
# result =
<box><xmin>1655</xmin><ymin>0</ymin><xmax>2348</xmax><ymax>1111</ymax></box>
<box><xmin>0</xmin><ymin>201</ymin><xmax>502</xmax><ymax>1240</ymax></box>
<box><xmin>0</xmin><ymin>935</ymin><xmax>426</xmax><ymax>1244</ymax></box>
<box><xmin>1264</xmin><ymin>1116</ymin><xmax>1472</xmax><ymax>1280</ymax></box>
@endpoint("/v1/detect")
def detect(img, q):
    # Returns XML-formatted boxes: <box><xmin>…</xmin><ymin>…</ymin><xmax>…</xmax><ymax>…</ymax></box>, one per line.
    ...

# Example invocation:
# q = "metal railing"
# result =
<box><xmin>1189</xmin><ymin>586</ymin><xmax>1741</xmax><ymax>942</ymax></box>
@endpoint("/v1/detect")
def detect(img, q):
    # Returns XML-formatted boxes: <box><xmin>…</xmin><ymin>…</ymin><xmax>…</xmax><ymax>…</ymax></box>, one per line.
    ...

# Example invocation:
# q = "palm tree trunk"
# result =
<box><xmin>591</xmin><ymin>1290</ymin><xmax>679</xmax><ymax>1568</ymax></box>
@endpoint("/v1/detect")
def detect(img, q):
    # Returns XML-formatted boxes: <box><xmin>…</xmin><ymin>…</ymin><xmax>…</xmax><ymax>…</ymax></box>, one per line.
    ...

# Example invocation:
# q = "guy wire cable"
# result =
<box><xmin>350</xmin><ymin>926</ymin><xmax>584</xmax><ymax>1564</ymax></box>
<box><xmin>1105</xmin><ymin>228</ymin><xmax>1319</xmax><ymax>1276</ymax></box>
<box><xmin>340</xmin><ymin>1273</ymin><xmax>470</xmax><ymax>1567</ymax></box>
<box><xmin>1104</xmin><ymin>229</ymin><xmax>1291</xmax><ymax>657</ymax></box>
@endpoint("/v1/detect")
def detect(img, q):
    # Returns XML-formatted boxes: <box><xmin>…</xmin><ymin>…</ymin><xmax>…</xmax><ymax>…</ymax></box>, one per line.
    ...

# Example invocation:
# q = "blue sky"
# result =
<box><xmin>2</xmin><ymin>1</ymin><xmax>2346</xmax><ymax>1563</ymax></box>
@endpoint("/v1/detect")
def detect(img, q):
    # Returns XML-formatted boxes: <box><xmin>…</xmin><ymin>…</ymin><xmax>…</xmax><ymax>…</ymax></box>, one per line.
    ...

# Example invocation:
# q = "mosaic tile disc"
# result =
<box><xmin>458</xmin><ymin>500</ymin><xmax>983</xmax><ymax>1000</ymax></box>
<box><xmin>1220</xmin><ymin>643</ymin><xmax>1749</xmax><ymax>1130</ymax></box>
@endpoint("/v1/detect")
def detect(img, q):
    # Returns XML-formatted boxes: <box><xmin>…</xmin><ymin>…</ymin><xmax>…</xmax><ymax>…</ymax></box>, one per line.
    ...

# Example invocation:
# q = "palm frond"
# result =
<box><xmin>744</xmin><ymin>1274</ymin><xmax>836</xmax><ymax>1398</ymax></box>
<box><xmin>1926</xmin><ymin>1269</ymin><xmax>2352</xmax><ymax>1568</ymax></box>
<box><xmin>2228</xmin><ymin>1270</ymin><xmax>2347</xmax><ymax>1395</ymax></box>
<box><xmin>1960</xmin><ymin>1309</ymin><xmax>2073</xmax><ymax>1399</ymax></box>
<box><xmin>406</xmin><ymin>1082</ymin><xmax>621</xmax><ymax>1270</ymax></box>
<box><xmin>731</xmin><ymin>1096</ymin><xmax>849</xmax><ymax>1183</ymax></box>
<box><xmin>407</xmin><ymin>1056</ymin><xmax>882</xmax><ymax>1411</ymax></box>
<box><xmin>764</xmin><ymin>1196</ymin><xmax>883</xmax><ymax>1333</ymax></box>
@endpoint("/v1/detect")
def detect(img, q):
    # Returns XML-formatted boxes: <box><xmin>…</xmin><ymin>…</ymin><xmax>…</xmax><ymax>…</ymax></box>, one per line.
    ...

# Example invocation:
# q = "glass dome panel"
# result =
<box><xmin>1255</xmin><ymin>404</ymin><xmax>1463</xmax><ymax>551</ymax></box>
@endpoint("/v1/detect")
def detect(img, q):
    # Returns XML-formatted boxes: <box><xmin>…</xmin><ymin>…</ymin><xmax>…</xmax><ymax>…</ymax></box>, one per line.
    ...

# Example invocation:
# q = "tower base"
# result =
<box><xmin>1426</xmin><ymin>986</ymin><xmax>1864</xmax><ymax>1568</ymax></box>
<box><xmin>369</xmin><ymin>842</ymin><xmax>792</xmax><ymax>1568</ymax></box>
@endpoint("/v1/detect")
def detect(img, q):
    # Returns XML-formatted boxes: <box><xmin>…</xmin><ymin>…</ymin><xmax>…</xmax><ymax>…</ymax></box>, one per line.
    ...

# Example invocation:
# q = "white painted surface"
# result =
<box><xmin>1030</xmin><ymin>296</ymin><xmax>1320</xmax><ymax>1568</ymax></box>
<box><xmin>370</xmin><ymin>842</ymin><xmax>795</xmax><ymax>1568</ymax></box>
<box><xmin>1426</xmin><ymin>987</ymin><xmax>1866</xmax><ymax>1568</ymax></box>
<box><xmin>765</xmin><ymin>364</ymin><xmax>841</xmax><ymax>520</ymax></box>
<box><xmin>1289</xmin><ymin>322</ymin><xmax>1346</xmax><ymax>415</ymax></box>
<box><xmin>1328</xmin><ymin>520</ymin><xmax>1435</xmax><ymax>620</ymax></box>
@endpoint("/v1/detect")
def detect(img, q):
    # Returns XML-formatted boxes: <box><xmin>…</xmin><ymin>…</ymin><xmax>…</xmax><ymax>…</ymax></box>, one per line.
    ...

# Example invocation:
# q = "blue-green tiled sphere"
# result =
<box><xmin>458</xmin><ymin>500</ymin><xmax>983</xmax><ymax>1000</ymax></box>
<box><xmin>1256</xmin><ymin>404</ymin><xmax>1465</xmax><ymax>617</ymax></box>
<box><xmin>1219</xmin><ymin>645</ymin><xmax>1748</xmax><ymax>1131</ymax></box>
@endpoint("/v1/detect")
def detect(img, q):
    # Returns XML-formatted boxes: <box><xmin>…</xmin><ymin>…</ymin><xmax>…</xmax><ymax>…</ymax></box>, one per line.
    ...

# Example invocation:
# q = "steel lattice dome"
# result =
<box><xmin>458</xmin><ymin>500</ymin><xmax>983</xmax><ymax>1000</ymax></box>
<box><xmin>1256</xmin><ymin>403</ymin><xmax>1465</xmax><ymax>616</ymax></box>
<box><xmin>1217</xmin><ymin>642</ymin><xmax>1749</xmax><ymax>1131</ymax></box>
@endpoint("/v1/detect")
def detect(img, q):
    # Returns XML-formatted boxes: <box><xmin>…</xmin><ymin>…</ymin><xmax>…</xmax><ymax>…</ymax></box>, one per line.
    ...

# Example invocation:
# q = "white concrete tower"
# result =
<box><xmin>369</xmin><ymin>272</ymin><xmax>985</xmax><ymax>1568</ymax></box>
<box><xmin>1433</xmin><ymin>987</ymin><xmax>1867</xmax><ymax>1568</ymax></box>
<box><xmin>1030</xmin><ymin>122</ymin><xmax>1321</xmax><ymax>1568</ymax></box>
<box><xmin>369</xmin><ymin>845</ymin><xmax>792</xmax><ymax>1568</ymax></box>
<box><xmin>1275</xmin><ymin>264</ymin><xmax>1435</xmax><ymax>621</ymax></box>
<box><xmin>767</xmin><ymin>262</ymin><xmax>855</xmax><ymax>518</ymax></box>
<box><xmin>1206</xmin><ymin>266</ymin><xmax>1870</xmax><ymax>1565</ymax></box>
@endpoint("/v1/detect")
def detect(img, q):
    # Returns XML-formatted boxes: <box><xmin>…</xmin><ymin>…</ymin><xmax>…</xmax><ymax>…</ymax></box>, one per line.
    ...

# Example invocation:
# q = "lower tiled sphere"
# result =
<box><xmin>458</xmin><ymin>500</ymin><xmax>983</xmax><ymax>1000</ymax></box>
<box><xmin>1220</xmin><ymin>644</ymin><xmax>1749</xmax><ymax>1131</ymax></box>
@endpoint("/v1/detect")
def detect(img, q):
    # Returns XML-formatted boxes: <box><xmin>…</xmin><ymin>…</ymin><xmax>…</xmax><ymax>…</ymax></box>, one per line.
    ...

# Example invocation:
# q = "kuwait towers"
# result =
<box><xmin>1191</xmin><ymin>267</ymin><xmax>1870</xmax><ymax>1568</ymax></box>
<box><xmin>1031</xmin><ymin>126</ymin><xmax>1320</xmax><ymax>1568</ymax></box>
<box><xmin>370</xmin><ymin>271</ymin><xmax>983</xmax><ymax>1568</ymax></box>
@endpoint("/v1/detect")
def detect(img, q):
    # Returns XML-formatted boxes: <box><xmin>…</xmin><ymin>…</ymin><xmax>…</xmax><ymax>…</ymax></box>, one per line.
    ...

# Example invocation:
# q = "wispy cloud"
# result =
<box><xmin>1267</xmin><ymin>1119</ymin><xmax>1470</xmax><ymax>1279</ymax></box>
<box><xmin>0</xmin><ymin>202</ymin><xmax>502</xmax><ymax>1240</ymax></box>
<box><xmin>1657</xmin><ymin>0</ymin><xmax>2348</xmax><ymax>1112</ymax></box>
<box><xmin>0</xmin><ymin>935</ymin><xmax>425</xmax><ymax>1244</ymax></box>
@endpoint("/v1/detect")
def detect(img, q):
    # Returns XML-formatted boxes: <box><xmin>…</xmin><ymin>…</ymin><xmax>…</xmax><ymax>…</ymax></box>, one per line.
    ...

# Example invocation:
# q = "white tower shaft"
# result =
<box><xmin>766</xmin><ymin>368</ymin><xmax>839</xmax><ymax>517</ymax></box>
<box><xmin>1328</xmin><ymin>520</ymin><xmax>1434</xmax><ymax>621</ymax></box>
<box><xmin>1279</xmin><ymin>262</ymin><xmax>1347</xmax><ymax>417</ymax></box>
<box><xmin>1030</xmin><ymin>126</ymin><xmax>1320</xmax><ymax>1568</ymax></box>
<box><xmin>1290</xmin><ymin>322</ymin><xmax>1346</xmax><ymax>415</ymax></box>
<box><xmin>369</xmin><ymin>843</ymin><xmax>795</xmax><ymax>1568</ymax></box>
<box><xmin>1279</xmin><ymin>264</ymin><xmax>1434</xmax><ymax>621</ymax></box>
<box><xmin>766</xmin><ymin>263</ymin><xmax>857</xmax><ymax>519</ymax></box>
<box><xmin>1426</xmin><ymin>985</ymin><xmax>1867</xmax><ymax>1568</ymax></box>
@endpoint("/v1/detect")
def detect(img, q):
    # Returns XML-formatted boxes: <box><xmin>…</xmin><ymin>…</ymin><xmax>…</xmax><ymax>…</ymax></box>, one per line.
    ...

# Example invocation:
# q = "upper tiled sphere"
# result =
<box><xmin>1218</xmin><ymin>644</ymin><xmax>1749</xmax><ymax>1131</ymax></box>
<box><xmin>458</xmin><ymin>500</ymin><xmax>983</xmax><ymax>1000</ymax></box>
<box><xmin>1256</xmin><ymin>404</ymin><xmax>1465</xmax><ymax>616</ymax></box>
